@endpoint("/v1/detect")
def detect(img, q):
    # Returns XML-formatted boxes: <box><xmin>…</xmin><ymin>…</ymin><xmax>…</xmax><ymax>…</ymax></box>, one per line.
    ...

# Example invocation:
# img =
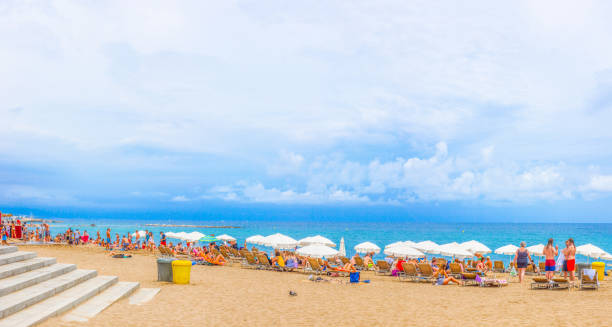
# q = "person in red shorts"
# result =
<box><xmin>562</xmin><ymin>238</ymin><xmax>576</xmax><ymax>281</ymax></box>
<box><xmin>543</xmin><ymin>238</ymin><xmax>558</xmax><ymax>280</ymax></box>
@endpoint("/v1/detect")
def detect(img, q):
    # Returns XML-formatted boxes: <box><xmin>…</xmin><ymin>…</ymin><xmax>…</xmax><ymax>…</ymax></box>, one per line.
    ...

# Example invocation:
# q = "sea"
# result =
<box><xmin>41</xmin><ymin>218</ymin><xmax>612</xmax><ymax>265</ymax></box>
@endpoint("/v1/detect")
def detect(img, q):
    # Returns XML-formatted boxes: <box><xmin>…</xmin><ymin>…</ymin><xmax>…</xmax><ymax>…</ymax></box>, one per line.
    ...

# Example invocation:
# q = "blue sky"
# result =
<box><xmin>2</xmin><ymin>1</ymin><xmax>612</xmax><ymax>221</ymax></box>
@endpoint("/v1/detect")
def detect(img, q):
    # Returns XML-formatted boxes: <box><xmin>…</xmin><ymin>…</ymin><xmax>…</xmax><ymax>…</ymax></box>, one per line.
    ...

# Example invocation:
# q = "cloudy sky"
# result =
<box><xmin>2</xmin><ymin>1</ymin><xmax>612</xmax><ymax>221</ymax></box>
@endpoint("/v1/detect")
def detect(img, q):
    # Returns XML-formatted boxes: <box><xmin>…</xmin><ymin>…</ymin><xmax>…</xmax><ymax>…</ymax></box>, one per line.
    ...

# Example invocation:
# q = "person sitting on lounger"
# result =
<box><xmin>271</xmin><ymin>250</ymin><xmax>285</xmax><ymax>267</ymax></box>
<box><xmin>433</xmin><ymin>269</ymin><xmax>461</xmax><ymax>285</ymax></box>
<box><xmin>363</xmin><ymin>254</ymin><xmax>375</xmax><ymax>270</ymax></box>
<box><xmin>343</xmin><ymin>262</ymin><xmax>357</xmax><ymax>272</ymax></box>
<box><xmin>476</xmin><ymin>258</ymin><xmax>488</xmax><ymax>273</ymax></box>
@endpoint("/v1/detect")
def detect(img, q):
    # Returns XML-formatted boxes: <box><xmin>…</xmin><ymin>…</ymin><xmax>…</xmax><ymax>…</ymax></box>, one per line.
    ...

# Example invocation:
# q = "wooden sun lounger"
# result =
<box><xmin>375</xmin><ymin>261</ymin><xmax>391</xmax><ymax>275</ymax></box>
<box><xmin>353</xmin><ymin>257</ymin><xmax>365</xmax><ymax>270</ymax></box>
<box><xmin>399</xmin><ymin>262</ymin><xmax>421</xmax><ymax>282</ymax></box>
<box><xmin>580</xmin><ymin>271</ymin><xmax>599</xmax><ymax>290</ymax></box>
<box><xmin>550</xmin><ymin>277</ymin><xmax>571</xmax><ymax>290</ymax></box>
<box><xmin>530</xmin><ymin>277</ymin><xmax>550</xmax><ymax>290</ymax></box>
<box><xmin>416</xmin><ymin>263</ymin><xmax>436</xmax><ymax>283</ymax></box>
<box><xmin>449</xmin><ymin>263</ymin><xmax>463</xmax><ymax>278</ymax></box>
<box><xmin>493</xmin><ymin>261</ymin><xmax>505</xmax><ymax>273</ymax></box>
<box><xmin>461</xmin><ymin>273</ymin><xmax>479</xmax><ymax>286</ymax></box>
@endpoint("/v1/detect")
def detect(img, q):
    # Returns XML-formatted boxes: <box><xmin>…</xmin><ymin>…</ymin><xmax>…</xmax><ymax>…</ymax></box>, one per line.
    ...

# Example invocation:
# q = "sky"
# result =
<box><xmin>2</xmin><ymin>1</ymin><xmax>612</xmax><ymax>222</ymax></box>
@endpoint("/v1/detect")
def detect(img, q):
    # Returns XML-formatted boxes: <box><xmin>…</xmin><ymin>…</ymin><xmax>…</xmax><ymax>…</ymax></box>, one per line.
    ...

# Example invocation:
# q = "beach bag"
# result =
<box><xmin>349</xmin><ymin>272</ymin><xmax>360</xmax><ymax>283</ymax></box>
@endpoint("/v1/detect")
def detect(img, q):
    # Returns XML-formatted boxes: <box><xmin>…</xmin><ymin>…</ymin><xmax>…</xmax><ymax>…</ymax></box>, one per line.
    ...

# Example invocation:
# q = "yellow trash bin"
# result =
<box><xmin>172</xmin><ymin>260</ymin><xmax>192</xmax><ymax>284</ymax></box>
<box><xmin>591</xmin><ymin>262</ymin><xmax>605</xmax><ymax>281</ymax></box>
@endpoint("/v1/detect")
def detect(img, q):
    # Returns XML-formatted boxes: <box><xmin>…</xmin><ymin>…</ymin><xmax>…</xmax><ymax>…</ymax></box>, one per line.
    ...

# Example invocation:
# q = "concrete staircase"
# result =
<box><xmin>0</xmin><ymin>246</ymin><xmax>140</xmax><ymax>327</ymax></box>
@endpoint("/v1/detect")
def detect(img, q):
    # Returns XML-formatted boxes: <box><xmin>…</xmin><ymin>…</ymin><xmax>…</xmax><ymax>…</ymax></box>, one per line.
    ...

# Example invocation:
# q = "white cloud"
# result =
<box><xmin>584</xmin><ymin>175</ymin><xmax>612</xmax><ymax>192</ymax></box>
<box><xmin>170</xmin><ymin>195</ymin><xmax>189</xmax><ymax>202</ymax></box>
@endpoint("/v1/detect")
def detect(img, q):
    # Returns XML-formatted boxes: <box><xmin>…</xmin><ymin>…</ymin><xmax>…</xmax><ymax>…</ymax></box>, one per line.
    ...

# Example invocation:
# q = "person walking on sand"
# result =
<box><xmin>562</xmin><ymin>238</ymin><xmax>576</xmax><ymax>282</ymax></box>
<box><xmin>513</xmin><ymin>241</ymin><xmax>533</xmax><ymax>283</ymax></box>
<box><xmin>543</xmin><ymin>238</ymin><xmax>558</xmax><ymax>280</ymax></box>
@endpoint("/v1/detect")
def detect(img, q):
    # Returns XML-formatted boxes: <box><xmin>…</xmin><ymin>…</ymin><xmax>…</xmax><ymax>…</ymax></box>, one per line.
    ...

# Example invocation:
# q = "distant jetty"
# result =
<box><xmin>144</xmin><ymin>224</ymin><xmax>240</xmax><ymax>228</ymax></box>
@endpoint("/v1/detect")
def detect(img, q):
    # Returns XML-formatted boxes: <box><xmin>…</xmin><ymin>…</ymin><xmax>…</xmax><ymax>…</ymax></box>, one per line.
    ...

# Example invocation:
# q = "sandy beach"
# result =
<box><xmin>15</xmin><ymin>245</ymin><xmax>610</xmax><ymax>327</ymax></box>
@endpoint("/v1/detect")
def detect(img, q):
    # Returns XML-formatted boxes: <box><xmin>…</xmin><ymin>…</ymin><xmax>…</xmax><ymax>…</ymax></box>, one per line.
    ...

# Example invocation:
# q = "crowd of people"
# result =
<box><xmin>1</xmin><ymin>218</ymin><xmax>51</xmax><ymax>245</ymax></box>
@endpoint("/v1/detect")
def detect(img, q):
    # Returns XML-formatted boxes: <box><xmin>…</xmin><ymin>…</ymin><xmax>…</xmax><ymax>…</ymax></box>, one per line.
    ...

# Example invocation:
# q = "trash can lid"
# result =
<box><xmin>172</xmin><ymin>260</ymin><xmax>192</xmax><ymax>266</ymax></box>
<box><xmin>591</xmin><ymin>262</ymin><xmax>605</xmax><ymax>267</ymax></box>
<box><xmin>157</xmin><ymin>258</ymin><xmax>176</xmax><ymax>264</ymax></box>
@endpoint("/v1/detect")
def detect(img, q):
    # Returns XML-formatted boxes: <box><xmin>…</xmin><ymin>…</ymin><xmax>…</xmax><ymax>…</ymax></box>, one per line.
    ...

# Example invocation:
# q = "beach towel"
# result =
<box><xmin>583</xmin><ymin>268</ymin><xmax>596</xmax><ymax>280</ymax></box>
<box><xmin>556</xmin><ymin>251</ymin><xmax>565</xmax><ymax>272</ymax></box>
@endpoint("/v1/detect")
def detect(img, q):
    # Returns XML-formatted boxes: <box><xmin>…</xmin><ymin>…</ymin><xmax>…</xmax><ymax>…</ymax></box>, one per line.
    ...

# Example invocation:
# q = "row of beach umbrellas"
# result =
<box><xmin>160</xmin><ymin>230</ymin><xmax>612</xmax><ymax>261</ymax></box>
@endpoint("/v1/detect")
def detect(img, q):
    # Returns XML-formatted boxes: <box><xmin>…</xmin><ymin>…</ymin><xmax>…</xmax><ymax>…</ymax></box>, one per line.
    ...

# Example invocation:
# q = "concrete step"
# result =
<box><xmin>0</xmin><ymin>269</ymin><xmax>97</xmax><ymax>319</ymax></box>
<box><xmin>62</xmin><ymin>281</ymin><xmax>140</xmax><ymax>322</ymax></box>
<box><xmin>0</xmin><ymin>252</ymin><xmax>36</xmax><ymax>266</ymax></box>
<box><xmin>0</xmin><ymin>257</ymin><xmax>57</xmax><ymax>280</ymax></box>
<box><xmin>0</xmin><ymin>263</ymin><xmax>76</xmax><ymax>297</ymax></box>
<box><xmin>0</xmin><ymin>247</ymin><xmax>18</xmax><ymax>255</ymax></box>
<box><xmin>129</xmin><ymin>287</ymin><xmax>160</xmax><ymax>305</ymax></box>
<box><xmin>0</xmin><ymin>275</ymin><xmax>118</xmax><ymax>327</ymax></box>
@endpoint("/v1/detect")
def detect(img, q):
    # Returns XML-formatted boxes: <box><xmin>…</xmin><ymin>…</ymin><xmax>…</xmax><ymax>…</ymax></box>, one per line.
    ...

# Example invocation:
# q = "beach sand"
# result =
<box><xmin>18</xmin><ymin>245</ymin><xmax>611</xmax><ymax>327</ymax></box>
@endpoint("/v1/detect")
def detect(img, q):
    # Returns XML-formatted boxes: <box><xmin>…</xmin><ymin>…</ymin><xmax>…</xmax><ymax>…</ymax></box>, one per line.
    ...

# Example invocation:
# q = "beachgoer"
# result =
<box><xmin>543</xmin><ymin>238</ymin><xmax>558</xmax><ymax>280</ymax></box>
<box><xmin>432</xmin><ymin>269</ymin><xmax>461</xmax><ymax>285</ymax></box>
<box><xmin>562</xmin><ymin>238</ymin><xmax>576</xmax><ymax>281</ymax></box>
<box><xmin>513</xmin><ymin>242</ymin><xmax>533</xmax><ymax>283</ymax></box>
<box><xmin>363</xmin><ymin>254</ymin><xmax>375</xmax><ymax>270</ymax></box>
<box><xmin>159</xmin><ymin>231</ymin><xmax>167</xmax><ymax>247</ymax></box>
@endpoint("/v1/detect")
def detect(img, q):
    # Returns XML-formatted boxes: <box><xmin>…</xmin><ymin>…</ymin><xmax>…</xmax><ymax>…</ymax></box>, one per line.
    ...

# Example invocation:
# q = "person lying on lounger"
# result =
<box><xmin>432</xmin><ymin>269</ymin><xmax>461</xmax><ymax>285</ymax></box>
<box><xmin>343</xmin><ymin>262</ymin><xmax>357</xmax><ymax>273</ymax></box>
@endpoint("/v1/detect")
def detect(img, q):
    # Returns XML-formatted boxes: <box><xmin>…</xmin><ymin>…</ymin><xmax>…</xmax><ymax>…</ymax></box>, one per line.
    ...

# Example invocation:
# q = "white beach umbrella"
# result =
<box><xmin>494</xmin><ymin>244</ymin><xmax>519</xmax><ymax>256</ymax></box>
<box><xmin>185</xmin><ymin>231</ymin><xmax>205</xmax><ymax>242</ymax></box>
<box><xmin>246</xmin><ymin>235</ymin><xmax>266</xmax><ymax>245</ymax></box>
<box><xmin>339</xmin><ymin>237</ymin><xmax>346</xmax><ymax>257</ymax></box>
<box><xmin>383</xmin><ymin>244</ymin><xmax>425</xmax><ymax>258</ymax></box>
<box><xmin>526</xmin><ymin>244</ymin><xmax>545</xmax><ymax>256</ymax></box>
<box><xmin>166</xmin><ymin>231</ymin><xmax>189</xmax><ymax>241</ymax></box>
<box><xmin>385</xmin><ymin>241</ymin><xmax>407</xmax><ymax>249</ymax></box>
<box><xmin>296</xmin><ymin>245</ymin><xmax>339</xmax><ymax>258</ymax></box>
<box><xmin>414</xmin><ymin>241</ymin><xmax>440</xmax><ymax>254</ymax></box>
<box><xmin>461</xmin><ymin>240</ymin><xmax>492</xmax><ymax>255</ymax></box>
<box><xmin>217</xmin><ymin>234</ymin><xmax>236</xmax><ymax>241</ymax></box>
<box><xmin>601</xmin><ymin>253</ymin><xmax>612</xmax><ymax>261</ymax></box>
<box><xmin>298</xmin><ymin>235</ymin><xmax>336</xmax><ymax>247</ymax></box>
<box><xmin>263</xmin><ymin>233</ymin><xmax>298</xmax><ymax>249</ymax></box>
<box><xmin>576</xmin><ymin>244</ymin><xmax>607</xmax><ymax>259</ymax></box>
<box><xmin>131</xmin><ymin>230</ymin><xmax>147</xmax><ymax>238</ymax></box>
<box><xmin>354</xmin><ymin>241</ymin><xmax>381</xmax><ymax>254</ymax></box>
<box><xmin>437</xmin><ymin>243</ymin><xmax>473</xmax><ymax>258</ymax></box>
<box><xmin>404</xmin><ymin>240</ymin><xmax>417</xmax><ymax>247</ymax></box>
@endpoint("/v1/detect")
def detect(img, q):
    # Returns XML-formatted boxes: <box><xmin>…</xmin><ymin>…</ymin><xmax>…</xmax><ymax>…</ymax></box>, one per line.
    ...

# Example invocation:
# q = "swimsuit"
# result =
<box><xmin>545</xmin><ymin>259</ymin><xmax>556</xmax><ymax>272</ymax></box>
<box><xmin>565</xmin><ymin>259</ymin><xmax>575</xmax><ymax>271</ymax></box>
<box><xmin>516</xmin><ymin>250</ymin><xmax>529</xmax><ymax>268</ymax></box>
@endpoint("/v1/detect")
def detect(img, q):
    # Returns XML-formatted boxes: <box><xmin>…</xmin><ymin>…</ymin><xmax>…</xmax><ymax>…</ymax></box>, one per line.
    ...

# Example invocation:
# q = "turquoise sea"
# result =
<box><xmin>46</xmin><ymin>218</ymin><xmax>612</xmax><ymax>265</ymax></box>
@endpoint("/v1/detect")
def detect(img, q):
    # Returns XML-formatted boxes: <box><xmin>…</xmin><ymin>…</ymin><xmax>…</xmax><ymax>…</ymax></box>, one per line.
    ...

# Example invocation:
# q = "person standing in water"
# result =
<box><xmin>543</xmin><ymin>238</ymin><xmax>558</xmax><ymax>280</ymax></box>
<box><xmin>562</xmin><ymin>238</ymin><xmax>576</xmax><ymax>282</ymax></box>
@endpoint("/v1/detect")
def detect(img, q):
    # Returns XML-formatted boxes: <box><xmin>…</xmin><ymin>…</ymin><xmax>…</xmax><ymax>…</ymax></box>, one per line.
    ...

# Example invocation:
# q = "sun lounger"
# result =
<box><xmin>306</xmin><ymin>258</ymin><xmax>324</xmax><ymax>275</ymax></box>
<box><xmin>461</xmin><ymin>273</ymin><xmax>478</xmax><ymax>286</ymax></box>
<box><xmin>538</xmin><ymin>262</ymin><xmax>546</xmax><ymax>274</ymax></box>
<box><xmin>449</xmin><ymin>263</ymin><xmax>463</xmax><ymax>278</ymax></box>
<box><xmin>353</xmin><ymin>257</ymin><xmax>365</xmax><ymax>270</ymax></box>
<box><xmin>580</xmin><ymin>269</ymin><xmax>599</xmax><ymax>290</ymax></box>
<box><xmin>241</xmin><ymin>253</ymin><xmax>258</xmax><ymax>269</ymax></box>
<box><xmin>530</xmin><ymin>277</ymin><xmax>550</xmax><ymax>290</ymax></box>
<box><xmin>493</xmin><ymin>261</ymin><xmax>505</xmax><ymax>273</ymax></box>
<box><xmin>340</xmin><ymin>257</ymin><xmax>350</xmax><ymax>265</ymax></box>
<box><xmin>400</xmin><ymin>262</ymin><xmax>427</xmax><ymax>282</ymax></box>
<box><xmin>417</xmin><ymin>263</ymin><xmax>436</xmax><ymax>283</ymax></box>
<box><xmin>375</xmin><ymin>261</ymin><xmax>391</xmax><ymax>275</ymax></box>
<box><xmin>475</xmin><ymin>274</ymin><xmax>508</xmax><ymax>287</ymax></box>
<box><xmin>550</xmin><ymin>277</ymin><xmax>571</xmax><ymax>290</ymax></box>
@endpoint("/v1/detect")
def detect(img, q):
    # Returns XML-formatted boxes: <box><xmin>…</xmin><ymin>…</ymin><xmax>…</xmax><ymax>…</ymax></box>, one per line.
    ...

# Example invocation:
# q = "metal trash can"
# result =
<box><xmin>157</xmin><ymin>258</ymin><xmax>176</xmax><ymax>282</ymax></box>
<box><xmin>575</xmin><ymin>263</ymin><xmax>590</xmax><ymax>279</ymax></box>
